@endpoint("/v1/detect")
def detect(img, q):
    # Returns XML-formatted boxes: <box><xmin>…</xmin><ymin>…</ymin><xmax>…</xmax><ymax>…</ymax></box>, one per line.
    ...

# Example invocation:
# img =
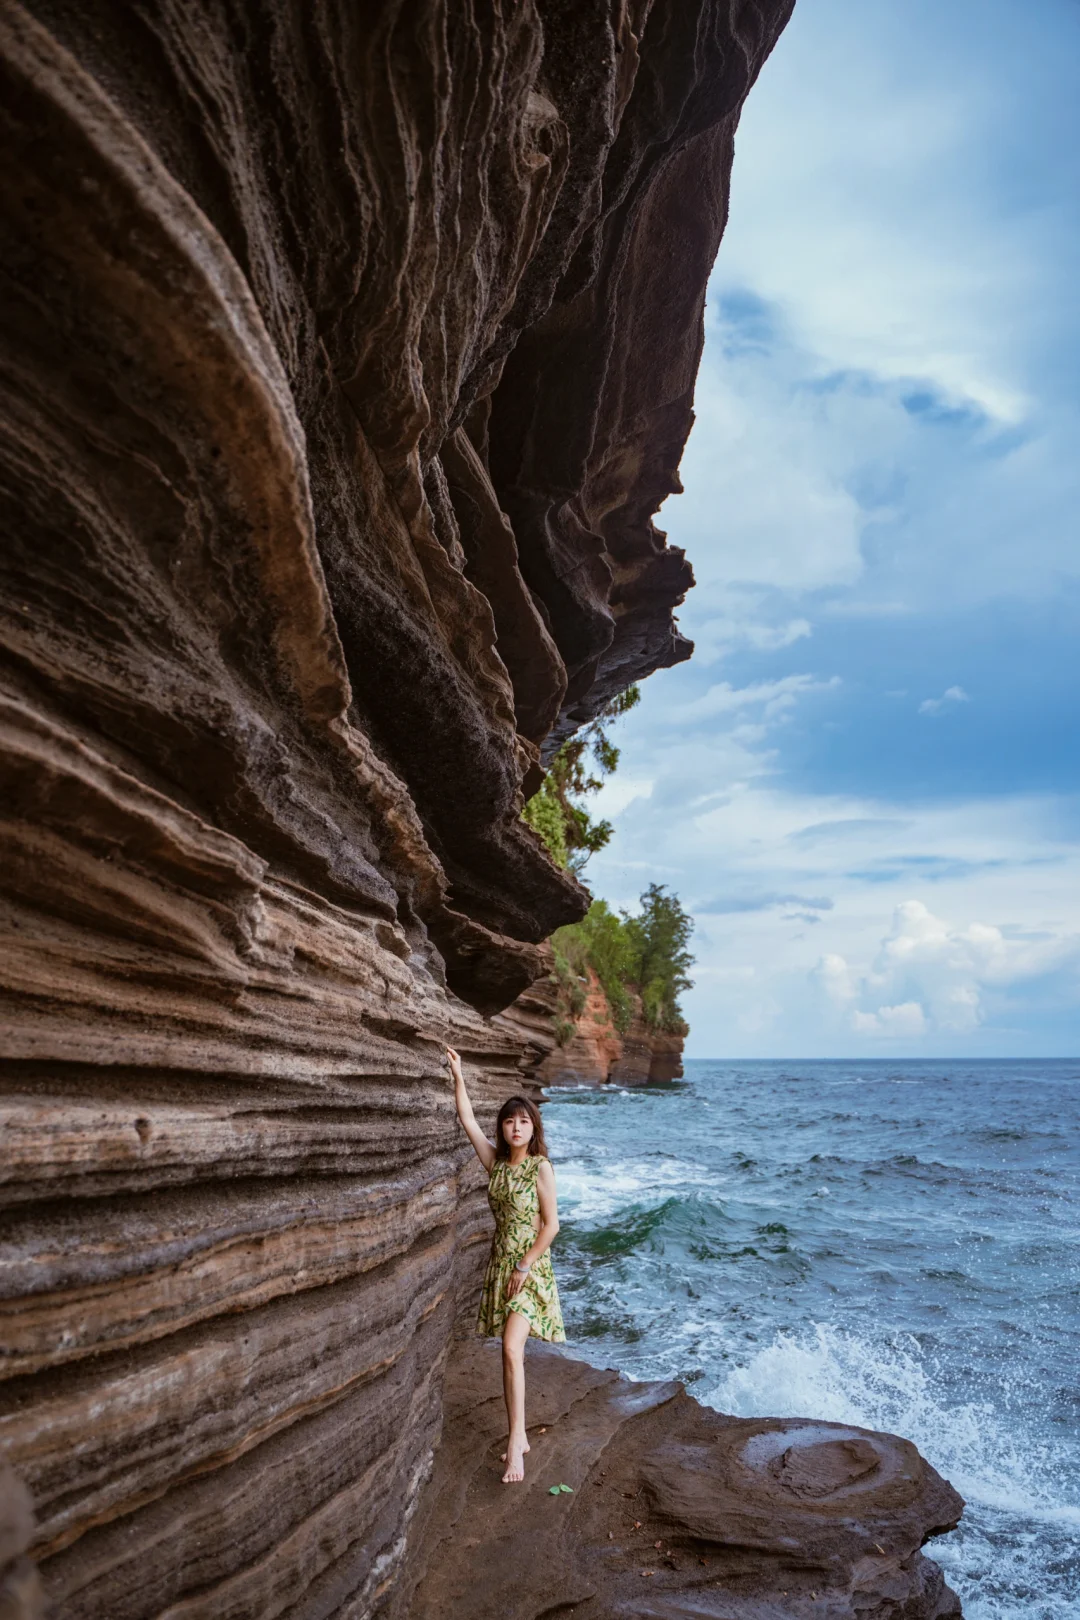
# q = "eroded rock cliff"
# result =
<box><xmin>501</xmin><ymin>959</ymin><xmax>685</xmax><ymax>1086</ymax></box>
<box><xmin>0</xmin><ymin>2</ymin><xmax>795</xmax><ymax>1615</ymax></box>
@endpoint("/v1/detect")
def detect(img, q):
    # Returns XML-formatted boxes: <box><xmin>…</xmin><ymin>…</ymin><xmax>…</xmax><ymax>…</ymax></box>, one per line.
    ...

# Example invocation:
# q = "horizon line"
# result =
<box><xmin>680</xmin><ymin>1054</ymin><xmax>1079</xmax><ymax>1062</ymax></box>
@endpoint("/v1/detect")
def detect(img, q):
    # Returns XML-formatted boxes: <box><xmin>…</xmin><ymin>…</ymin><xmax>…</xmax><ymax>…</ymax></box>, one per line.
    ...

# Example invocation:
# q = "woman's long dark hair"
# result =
<box><xmin>494</xmin><ymin>1095</ymin><xmax>547</xmax><ymax>1161</ymax></box>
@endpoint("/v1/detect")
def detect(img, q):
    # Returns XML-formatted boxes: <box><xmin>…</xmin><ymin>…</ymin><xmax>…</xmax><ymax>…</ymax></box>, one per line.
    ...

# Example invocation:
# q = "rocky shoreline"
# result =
<box><xmin>0</xmin><ymin>2</ymin><xmax>966</xmax><ymax>1615</ymax></box>
<box><xmin>394</xmin><ymin>1339</ymin><xmax>963</xmax><ymax>1620</ymax></box>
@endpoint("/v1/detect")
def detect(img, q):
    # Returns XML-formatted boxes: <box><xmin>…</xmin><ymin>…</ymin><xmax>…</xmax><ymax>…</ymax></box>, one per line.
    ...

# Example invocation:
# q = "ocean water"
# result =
<box><xmin>542</xmin><ymin>1060</ymin><xmax>1080</xmax><ymax>1620</ymax></box>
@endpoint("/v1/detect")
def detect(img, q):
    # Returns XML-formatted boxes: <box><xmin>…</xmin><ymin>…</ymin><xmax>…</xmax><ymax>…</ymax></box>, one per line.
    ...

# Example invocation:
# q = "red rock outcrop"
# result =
<box><xmin>546</xmin><ymin>968</ymin><xmax>627</xmax><ymax>1085</ymax></box>
<box><xmin>509</xmin><ymin>963</ymin><xmax>686</xmax><ymax>1086</ymax></box>
<box><xmin>396</xmin><ymin>1340</ymin><xmax>963</xmax><ymax>1620</ymax></box>
<box><xmin>0</xmin><ymin>2</ymin><xmax>794</xmax><ymax>1616</ymax></box>
<box><xmin>610</xmin><ymin>1002</ymin><xmax>686</xmax><ymax>1084</ymax></box>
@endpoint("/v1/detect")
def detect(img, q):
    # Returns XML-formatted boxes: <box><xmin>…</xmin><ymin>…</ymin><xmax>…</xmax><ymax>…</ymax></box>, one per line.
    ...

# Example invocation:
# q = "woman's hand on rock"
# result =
<box><xmin>445</xmin><ymin>1046</ymin><xmax>462</xmax><ymax>1081</ymax></box>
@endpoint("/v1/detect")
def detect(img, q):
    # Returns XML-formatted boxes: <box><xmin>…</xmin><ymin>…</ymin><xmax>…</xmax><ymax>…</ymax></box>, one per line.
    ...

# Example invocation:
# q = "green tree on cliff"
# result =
<box><xmin>551</xmin><ymin>887</ymin><xmax>694</xmax><ymax>1039</ymax></box>
<box><xmin>523</xmin><ymin>686</ymin><xmax>694</xmax><ymax>1039</ymax></box>
<box><xmin>522</xmin><ymin>686</ymin><xmax>640</xmax><ymax>873</ymax></box>
<box><xmin>550</xmin><ymin>898</ymin><xmax>636</xmax><ymax>1034</ymax></box>
<box><xmin>623</xmin><ymin>883</ymin><xmax>694</xmax><ymax>1033</ymax></box>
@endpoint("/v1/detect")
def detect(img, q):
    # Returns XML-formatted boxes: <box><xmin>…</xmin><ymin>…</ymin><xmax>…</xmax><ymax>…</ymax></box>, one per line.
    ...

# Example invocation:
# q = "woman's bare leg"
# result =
<box><xmin>501</xmin><ymin>1309</ymin><xmax>531</xmax><ymax>1483</ymax></box>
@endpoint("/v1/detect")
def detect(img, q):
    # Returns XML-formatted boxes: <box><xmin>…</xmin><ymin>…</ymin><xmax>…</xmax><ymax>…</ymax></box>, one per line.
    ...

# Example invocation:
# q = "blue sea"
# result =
<box><xmin>543</xmin><ymin>1060</ymin><xmax>1080</xmax><ymax>1620</ymax></box>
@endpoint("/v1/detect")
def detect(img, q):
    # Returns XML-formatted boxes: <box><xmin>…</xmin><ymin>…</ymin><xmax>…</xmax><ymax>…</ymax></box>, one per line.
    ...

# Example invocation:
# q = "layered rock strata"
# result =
<box><xmin>0</xmin><ymin>2</ymin><xmax>794</xmax><ymax>1616</ymax></box>
<box><xmin>397</xmin><ymin>1340</ymin><xmax>963</xmax><ymax>1620</ymax></box>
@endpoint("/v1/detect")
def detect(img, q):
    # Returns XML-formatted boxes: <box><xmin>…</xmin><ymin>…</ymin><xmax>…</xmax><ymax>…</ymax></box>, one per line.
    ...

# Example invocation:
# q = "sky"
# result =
<box><xmin>586</xmin><ymin>0</ymin><xmax>1080</xmax><ymax>1058</ymax></box>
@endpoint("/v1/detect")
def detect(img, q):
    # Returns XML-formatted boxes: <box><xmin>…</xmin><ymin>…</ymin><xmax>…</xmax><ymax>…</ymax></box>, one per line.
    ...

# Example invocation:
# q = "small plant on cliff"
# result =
<box><xmin>553</xmin><ymin>1016</ymin><xmax>578</xmax><ymax>1048</ymax></box>
<box><xmin>524</xmin><ymin>689</ymin><xmax>693</xmax><ymax>1038</ymax></box>
<box><xmin>522</xmin><ymin>686</ymin><xmax>641</xmax><ymax>873</ymax></box>
<box><xmin>550</xmin><ymin>886</ymin><xmax>694</xmax><ymax>1038</ymax></box>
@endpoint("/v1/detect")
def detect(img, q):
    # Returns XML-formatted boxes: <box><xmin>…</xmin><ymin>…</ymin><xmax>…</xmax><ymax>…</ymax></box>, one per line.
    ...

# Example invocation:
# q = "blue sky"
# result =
<box><xmin>587</xmin><ymin>0</ymin><xmax>1080</xmax><ymax>1057</ymax></box>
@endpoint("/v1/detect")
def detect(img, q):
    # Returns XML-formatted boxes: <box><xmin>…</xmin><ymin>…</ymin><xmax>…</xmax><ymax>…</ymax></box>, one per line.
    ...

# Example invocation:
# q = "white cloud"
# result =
<box><xmin>654</xmin><ymin>0</ymin><xmax>1080</xmax><ymax>625</ymax></box>
<box><xmin>592</xmin><ymin>775</ymin><xmax>653</xmax><ymax>817</ymax></box>
<box><xmin>716</xmin><ymin>0</ymin><xmax>1049</xmax><ymax>423</ymax></box>
<box><xmin>671</xmin><ymin>339</ymin><xmax>867</xmax><ymax>606</ymax></box>
<box><xmin>810</xmin><ymin>899</ymin><xmax>1080</xmax><ymax>1044</ymax></box>
<box><xmin>851</xmin><ymin>1001</ymin><xmax>927</xmax><ymax>1037</ymax></box>
<box><xmin>817</xmin><ymin>952</ymin><xmax>857</xmax><ymax>1005</ymax></box>
<box><xmin>919</xmin><ymin>685</ymin><xmax>970</xmax><ymax>715</ymax></box>
<box><xmin>691</xmin><ymin>612</ymin><xmax>811</xmax><ymax>666</ymax></box>
<box><xmin>679</xmin><ymin>674</ymin><xmax>840</xmax><ymax>725</ymax></box>
<box><xmin>577</xmin><ymin>0</ymin><xmax>1080</xmax><ymax>1058</ymax></box>
<box><xmin>585</xmin><ymin>694</ymin><xmax>1080</xmax><ymax>1054</ymax></box>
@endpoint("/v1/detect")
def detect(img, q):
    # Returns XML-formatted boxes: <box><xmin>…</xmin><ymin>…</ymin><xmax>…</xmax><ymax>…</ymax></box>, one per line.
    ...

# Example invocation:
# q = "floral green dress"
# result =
<box><xmin>477</xmin><ymin>1153</ymin><xmax>566</xmax><ymax>1342</ymax></box>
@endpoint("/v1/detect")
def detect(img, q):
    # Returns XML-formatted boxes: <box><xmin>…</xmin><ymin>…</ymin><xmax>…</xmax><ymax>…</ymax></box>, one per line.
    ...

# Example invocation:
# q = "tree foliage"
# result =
<box><xmin>551</xmin><ymin>899</ymin><xmax>635</xmax><ymax>1033</ymax></box>
<box><xmin>523</xmin><ymin>687</ymin><xmax>694</xmax><ymax>1038</ymax></box>
<box><xmin>623</xmin><ymin>883</ymin><xmax>695</xmax><ymax>1033</ymax></box>
<box><xmin>522</xmin><ymin>687</ymin><xmax>640</xmax><ymax>873</ymax></box>
<box><xmin>551</xmin><ymin>886</ymin><xmax>694</xmax><ymax>1036</ymax></box>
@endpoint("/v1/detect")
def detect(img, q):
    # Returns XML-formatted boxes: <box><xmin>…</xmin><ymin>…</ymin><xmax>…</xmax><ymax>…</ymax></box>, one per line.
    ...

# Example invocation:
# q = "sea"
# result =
<box><xmin>542</xmin><ymin>1060</ymin><xmax>1080</xmax><ymax>1620</ymax></box>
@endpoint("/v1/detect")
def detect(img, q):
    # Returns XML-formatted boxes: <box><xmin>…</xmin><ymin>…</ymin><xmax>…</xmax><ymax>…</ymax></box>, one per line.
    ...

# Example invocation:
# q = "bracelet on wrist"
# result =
<box><xmin>514</xmin><ymin>1260</ymin><xmax>530</xmax><ymax>1275</ymax></box>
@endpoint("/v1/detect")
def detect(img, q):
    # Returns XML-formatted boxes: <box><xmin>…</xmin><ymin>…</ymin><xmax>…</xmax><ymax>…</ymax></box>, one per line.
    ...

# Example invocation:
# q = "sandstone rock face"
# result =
<box><xmin>491</xmin><ymin>953</ymin><xmax>562</xmax><ymax>1085</ymax></box>
<box><xmin>399</xmin><ymin>1340</ymin><xmax>963</xmax><ymax>1620</ymax></box>
<box><xmin>543</xmin><ymin>968</ymin><xmax>626</xmax><ymax>1086</ymax></box>
<box><xmin>609</xmin><ymin>1002</ymin><xmax>686</xmax><ymax>1085</ymax></box>
<box><xmin>510</xmin><ymin>963</ymin><xmax>686</xmax><ymax>1086</ymax></box>
<box><xmin>0</xmin><ymin>2</ymin><xmax>793</xmax><ymax>1616</ymax></box>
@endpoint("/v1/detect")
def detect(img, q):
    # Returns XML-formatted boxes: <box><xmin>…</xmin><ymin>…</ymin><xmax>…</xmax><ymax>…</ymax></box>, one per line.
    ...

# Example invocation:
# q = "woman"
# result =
<box><xmin>446</xmin><ymin>1046</ymin><xmax>565</xmax><ymax>1484</ymax></box>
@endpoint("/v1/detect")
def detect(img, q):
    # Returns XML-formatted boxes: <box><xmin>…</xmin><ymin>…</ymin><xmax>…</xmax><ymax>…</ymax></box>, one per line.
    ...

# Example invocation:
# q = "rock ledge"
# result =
<box><xmin>398</xmin><ymin>1339</ymin><xmax>963</xmax><ymax>1620</ymax></box>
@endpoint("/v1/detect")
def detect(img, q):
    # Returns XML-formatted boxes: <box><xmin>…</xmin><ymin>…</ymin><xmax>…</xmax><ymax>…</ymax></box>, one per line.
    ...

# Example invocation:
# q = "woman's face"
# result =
<box><xmin>502</xmin><ymin>1108</ymin><xmax>533</xmax><ymax>1151</ymax></box>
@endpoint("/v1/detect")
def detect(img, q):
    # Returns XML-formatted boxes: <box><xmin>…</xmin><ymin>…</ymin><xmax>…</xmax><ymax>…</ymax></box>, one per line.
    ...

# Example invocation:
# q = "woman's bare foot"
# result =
<box><xmin>500</xmin><ymin>1438</ymin><xmax>531</xmax><ymax>1463</ymax></box>
<box><xmin>501</xmin><ymin>1434</ymin><xmax>528</xmax><ymax>1484</ymax></box>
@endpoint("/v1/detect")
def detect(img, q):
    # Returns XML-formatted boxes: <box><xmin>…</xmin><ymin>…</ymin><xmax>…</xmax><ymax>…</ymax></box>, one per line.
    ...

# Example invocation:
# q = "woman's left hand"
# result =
<box><xmin>506</xmin><ymin>1266</ymin><xmax>526</xmax><ymax>1298</ymax></box>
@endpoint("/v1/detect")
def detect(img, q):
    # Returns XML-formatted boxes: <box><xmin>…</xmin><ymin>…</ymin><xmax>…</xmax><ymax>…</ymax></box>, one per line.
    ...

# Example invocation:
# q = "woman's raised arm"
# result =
<box><xmin>446</xmin><ymin>1047</ymin><xmax>496</xmax><ymax>1173</ymax></box>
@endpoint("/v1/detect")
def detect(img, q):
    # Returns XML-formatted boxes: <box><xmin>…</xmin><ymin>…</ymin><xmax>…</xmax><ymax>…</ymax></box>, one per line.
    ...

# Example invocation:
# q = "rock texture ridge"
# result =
<box><xmin>0</xmin><ymin>2</ymin><xmax>794</xmax><ymax>1616</ymax></box>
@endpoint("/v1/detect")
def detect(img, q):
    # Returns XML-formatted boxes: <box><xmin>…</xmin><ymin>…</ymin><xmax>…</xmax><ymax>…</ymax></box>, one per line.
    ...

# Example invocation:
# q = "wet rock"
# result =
<box><xmin>398</xmin><ymin>1341</ymin><xmax>963</xmax><ymax>1620</ymax></box>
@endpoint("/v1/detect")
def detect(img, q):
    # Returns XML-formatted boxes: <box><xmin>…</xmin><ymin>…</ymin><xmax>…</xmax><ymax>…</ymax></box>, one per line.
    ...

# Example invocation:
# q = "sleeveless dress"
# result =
<box><xmin>477</xmin><ymin>1153</ymin><xmax>566</xmax><ymax>1342</ymax></box>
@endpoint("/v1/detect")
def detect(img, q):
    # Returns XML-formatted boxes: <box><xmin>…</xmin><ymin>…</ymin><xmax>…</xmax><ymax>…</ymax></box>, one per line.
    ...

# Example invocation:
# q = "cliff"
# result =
<box><xmin>0</xmin><ymin>3</ymin><xmax>797</xmax><ymax>1617</ymax></box>
<box><xmin>501</xmin><ymin>960</ymin><xmax>685</xmax><ymax>1086</ymax></box>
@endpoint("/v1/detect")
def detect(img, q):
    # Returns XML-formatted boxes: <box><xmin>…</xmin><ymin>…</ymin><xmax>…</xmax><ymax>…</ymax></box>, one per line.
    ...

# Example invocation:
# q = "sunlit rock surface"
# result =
<box><xmin>0</xmin><ymin>1</ymin><xmax>795</xmax><ymax>1614</ymax></box>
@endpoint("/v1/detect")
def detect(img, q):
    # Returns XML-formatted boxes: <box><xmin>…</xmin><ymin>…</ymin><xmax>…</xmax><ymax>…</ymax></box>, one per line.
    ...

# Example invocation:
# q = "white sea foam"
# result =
<box><xmin>553</xmin><ymin>1161</ymin><xmax>715</xmax><ymax>1221</ymax></box>
<box><xmin>546</xmin><ymin>1141</ymin><xmax>717</xmax><ymax>1222</ymax></box>
<box><xmin>705</xmin><ymin>1322</ymin><xmax>1080</xmax><ymax>1620</ymax></box>
<box><xmin>709</xmin><ymin>1322</ymin><xmax>1072</xmax><ymax>1517</ymax></box>
<box><xmin>544</xmin><ymin>1066</ymin><xmax>1080</xmax><ymax>1619</ymax></box>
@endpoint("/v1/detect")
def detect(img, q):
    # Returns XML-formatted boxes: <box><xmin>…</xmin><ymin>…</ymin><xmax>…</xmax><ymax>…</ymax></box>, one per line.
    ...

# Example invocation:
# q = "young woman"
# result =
<box><xmin>445</xmin><ymin>1046</ymin><xmax>565</xmax><ymax>1484</ymax></box>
